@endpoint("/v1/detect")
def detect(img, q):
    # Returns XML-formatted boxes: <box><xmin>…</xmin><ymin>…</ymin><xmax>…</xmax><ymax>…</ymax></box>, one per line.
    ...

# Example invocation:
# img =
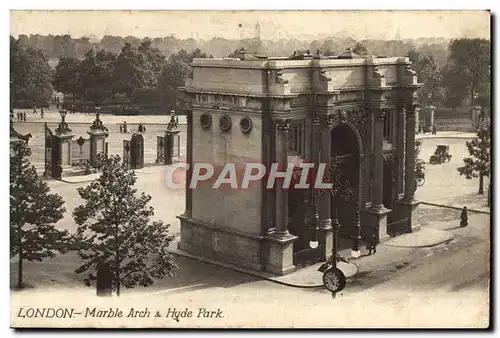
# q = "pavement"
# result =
<box><xmin>382</xmin><ymin>228</ymin><xmax>455</xmax><ymax>248</ymax></box>
<box><xmin>12</xmin><ymin>109</ymin><xmax>187</xmax><ymax>125</ymax></box>
<box><xmin>167</xmin><ymin>242</ymin><xmax>357</xmax><ymax>288</ymax></box>
<box><xmin>416</xmin><ymin>131</ymin><xmax>476</xmax><ymax>139</ymax></box>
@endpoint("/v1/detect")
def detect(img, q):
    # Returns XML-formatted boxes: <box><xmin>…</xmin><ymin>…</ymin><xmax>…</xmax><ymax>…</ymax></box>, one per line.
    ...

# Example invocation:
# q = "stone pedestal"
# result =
<box><xmin>361</xmin><ymin>207</ymin><xmax>391</xmax><ymax>243</ymax></box>
<box><xmin>54</xmin><ymin>132</ymin><xmax>74</xmax><ymax>172</ymax></box>
<box><xmin>88</xmin><ymin>130</ymin><xmax>108</xmax><ymax>167</ymax></box>
<box><xmin>394</xmin><ymin>199</ymin><xmax>421</xmax><ymax>232</ymax></box>
<box><xmin>263</xmin><ymin>234</ymin><xmax>297</xmax><ymax>275</ymax></box>
<box><xmin>318</xmin><ymin>228</ymin><xmax>333</xmax><ymax>261</ymax></box>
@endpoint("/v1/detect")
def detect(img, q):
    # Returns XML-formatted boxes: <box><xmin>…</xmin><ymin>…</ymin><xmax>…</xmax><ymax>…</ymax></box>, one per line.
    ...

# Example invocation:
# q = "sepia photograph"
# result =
<box><xmin>8</xmin><ymin>9</ymin><xmax>492</xmax><ymax>328</ymax></box>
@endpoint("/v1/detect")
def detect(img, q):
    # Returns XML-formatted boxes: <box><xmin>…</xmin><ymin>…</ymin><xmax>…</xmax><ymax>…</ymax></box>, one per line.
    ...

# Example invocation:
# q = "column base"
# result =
<box><xmin>263</xmin><ymin>233</ymin><xmax>298</xmax><ymax>276</ymax></box>
<box><xmin>361</xmin><ymin>206</ymin><xmax>392</xmax><ymax>243</ymax></box>
<box><xmin>395</xmin><ymin>199</ymin><xmax>421</xmax><ymax>233</ymax></box>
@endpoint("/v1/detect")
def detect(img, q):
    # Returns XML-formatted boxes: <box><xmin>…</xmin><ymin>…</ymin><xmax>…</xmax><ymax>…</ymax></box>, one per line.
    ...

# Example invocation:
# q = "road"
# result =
<box><xmin>11</xmin><ymin>211</ymin><xmax>490</xmax><ymax>328</ymax></box>
<box><xmin>9</xmin><ymin>127</ymin><xmax>490</xmax><ymax>328</ymax></box>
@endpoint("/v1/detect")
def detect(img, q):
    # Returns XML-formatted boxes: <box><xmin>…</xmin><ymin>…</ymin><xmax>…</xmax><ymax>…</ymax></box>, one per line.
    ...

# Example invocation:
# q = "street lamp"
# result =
<box><xmin>307</xmin><ymin>157</ymin><xmax>354</xmax><ymax>297</ymax></box>
<box><xmin>60</xmin><ymin>109</ymin><xmax>67</xmax><ymax>121</ymax></box>
<box><xmin>55</xmin><ymin>109</ymin><xmax>71</xmax><ymax>134</ymax></box>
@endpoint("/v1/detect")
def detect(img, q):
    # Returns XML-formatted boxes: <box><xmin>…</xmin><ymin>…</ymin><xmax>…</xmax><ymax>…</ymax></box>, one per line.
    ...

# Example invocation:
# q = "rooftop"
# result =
<box><xmin>192</xmin><ymin>48</ymin><xmax>411</xmax><ymax>69</ymax></box>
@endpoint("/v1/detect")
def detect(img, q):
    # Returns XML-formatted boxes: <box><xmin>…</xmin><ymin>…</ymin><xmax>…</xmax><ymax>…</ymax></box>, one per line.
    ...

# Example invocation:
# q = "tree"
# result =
<box><xmin>10</xmin><ymin>141</ymin><xmax>69</xmax><ymax>289</ymax></box>
<box><xmin>73</xmin><ymin>154</ymin><xmax>177</xmax><ymax>296</ymax></box>
<box><xmin>445</xmin><ymin>38</ymin><xmax>490</xmax><ymax>106</ymax></box>
<box><xmin>79</xmin><ymin>49</ymin><xmax>117</xmax><ymax>106</ymax></box>
<box><xmin>353</xmin><ymin>42</ymin><xmax>368</xmax><ymax>56</ymax></box>
<box><xmin>408</xmin><ymin>49</ymin><xmax>445</xmax><ymax>107</ymax></box>
<box><xmin>10</xmin><ymin>36</ymin><xmax>53</xmax><ymax>108</ymax></box>
<box><xmin>457</xmin><ymin>119</ymin><xmax>491</xmax><ymax>194</ymax></box>
<box><xmin>53</xmin><ymin>56</ymin><xmax>81</xmax><ymax>104</ymax></box>
<box><xmin>114</xmin><ymin>40</ymin><xmax>166</xmax><ymax>104</ymax></box>
<box><xmin>159</xmin><ymin>48</ymin><xmax>207</xmax><ymax>110</ymax></box>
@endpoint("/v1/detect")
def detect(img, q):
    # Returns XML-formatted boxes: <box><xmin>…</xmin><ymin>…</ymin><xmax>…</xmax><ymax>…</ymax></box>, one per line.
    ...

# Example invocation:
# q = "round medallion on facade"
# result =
<box><xmin>200</xmin><ymin>113</ymin><xmax>212</xmax><ymax>129</ymax></box>
<box><xmin>219</xmin><ymin>115</ymin><xmax>232</xmax><ymax>132</ymax></box>
<box><xmin>240</xmin><ymin>117</ymin><xmax>252</xmax><ymax>134</ymax></box>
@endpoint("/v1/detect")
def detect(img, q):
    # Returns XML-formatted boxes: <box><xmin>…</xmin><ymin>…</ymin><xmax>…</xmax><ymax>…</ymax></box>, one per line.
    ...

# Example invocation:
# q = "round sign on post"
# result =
<box><xmin>322</xmin><ymin>267</ymin><xmax>346</xmax><ymax>294</ymax></box>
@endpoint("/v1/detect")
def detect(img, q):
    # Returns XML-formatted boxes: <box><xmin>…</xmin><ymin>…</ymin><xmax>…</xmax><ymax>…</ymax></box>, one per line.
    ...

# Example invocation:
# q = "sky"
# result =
<box><xmin>10</xmin><ymin>10</ymin><xmax>491</xmax><ymax>41</ymax></box>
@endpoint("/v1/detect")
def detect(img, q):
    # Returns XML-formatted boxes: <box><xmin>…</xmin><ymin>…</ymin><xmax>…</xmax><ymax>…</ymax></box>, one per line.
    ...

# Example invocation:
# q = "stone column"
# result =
<box><xmin>371</xmin><ymin>108</ymin><xmax>386</xmax><ymax>210</ymax></box>
<box><xmin>404</xmin><ymin>106</ymin><xmax>417</xmax><ymax>201</ymax></box>
<box><xmin>274</xmin><ymin>119</ymin><xmax>290</xmax><ymax>237</ymax></box>
<box><xmin>185</xmin><ymin>109</ymin><xmax>193</xmax><ymax>217</ymax></box>
<box><xmin>264</xmin><ymin>118</ymin><xmax>297</xmax><ymax>275</ymax></box>
<box><xmin>396</xmin><ymin>107</ymin><xmax>406</xmax><ymax>198</ymax></box>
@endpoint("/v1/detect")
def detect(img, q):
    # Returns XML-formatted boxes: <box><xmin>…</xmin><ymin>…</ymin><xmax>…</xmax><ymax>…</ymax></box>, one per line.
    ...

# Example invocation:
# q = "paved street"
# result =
<box><xmin>10</xmin><ymin>116</ymin><xmax>491</xmax><ymax>328</ymax></box>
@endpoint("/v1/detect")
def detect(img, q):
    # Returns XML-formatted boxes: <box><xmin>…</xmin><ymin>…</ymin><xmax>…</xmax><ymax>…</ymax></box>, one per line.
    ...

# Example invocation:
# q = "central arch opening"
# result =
<box><xmin>330</xmin><ymin>124</ymin><xmax>360</xmax><ymax>241</ymax></box>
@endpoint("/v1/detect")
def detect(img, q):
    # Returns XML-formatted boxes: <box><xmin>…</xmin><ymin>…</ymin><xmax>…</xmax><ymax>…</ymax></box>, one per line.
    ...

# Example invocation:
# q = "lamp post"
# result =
<box><xmin>309</xmin><ymin>156</ymin><xmax>357</xmax><ymax>297</ymax></box>
<box><xmin>55</xmin><ymin>109</ymin><xmax>71</xmax><ymax>134</ymax></box>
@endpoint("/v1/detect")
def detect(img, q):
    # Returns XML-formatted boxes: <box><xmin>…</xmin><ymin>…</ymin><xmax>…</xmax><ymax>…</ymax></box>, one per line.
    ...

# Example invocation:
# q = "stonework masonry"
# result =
<box><xmin>177</xmin><ymin>54</ymin><xmax>422</xmax><ymax>275</ymax></box>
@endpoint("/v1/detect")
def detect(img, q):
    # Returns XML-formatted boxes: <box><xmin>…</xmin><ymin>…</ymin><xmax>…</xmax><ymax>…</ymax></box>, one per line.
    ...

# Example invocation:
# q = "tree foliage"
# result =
<box><xmin>10</xmin><ymin>141</ymin><xmax>69</xmax><ymax>288</ymax></box>
<box><xmin>113</xmin><ymin>40</ymin><xmax>167</xmax><ymax>104</ymax></box>
<box><xmin>10</xmin><ymin>36</ymin><xmax>53</xmax><ymax>108</ymax></box>
<box><xmin>408</xmin><ymin>49</ymin><xmax>445</xmax><ymax>107</ymax></box>
<box><xmin>457</xmin><ymin>119</ymin><xmax>491</xmax><ymax>194</ymax></box>
<box><xmin>159</xmin><ymin>48</ymin><xmax>208</xmax><ymax>110</ymax></box>
<box><xmin>53</xmin><ymin>56</ymin><xmax>81</xmax><ymax>98</ymax></box>
<box><xmin>79</xmin><ymin>49</ymin><xmax>117</xmax><ymax>105</ymax></box>
<box><xmin>445</xmin><ymin>38</ymin><xmax>490</xmax><ymax>106</ymax></box>
<box><xmin>73</xmin><ymin>154</ymin><xmax>177</xmax><ymax>296</ymax></box>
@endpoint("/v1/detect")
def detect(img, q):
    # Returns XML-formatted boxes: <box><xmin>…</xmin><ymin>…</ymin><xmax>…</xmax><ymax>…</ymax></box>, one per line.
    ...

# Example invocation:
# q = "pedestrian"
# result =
<box><xmin>23</xmin><ymin>111</ymin><xmax>27</xmax><ymax>122</ymax></box>
<box><xmin>120</xmin><ymin>125</ymin><xmax>123</xmax><ymax>133</ymax></box>
<box><xmin>460</xmin><ymin>206</ymin><xmax>468</xmax><ymax>227</ymax></box>
<box><xmin>366</xmin><ymin>228</ymin><xmax>378</xmax><ymax>255</ymax></box>
<box><xmin>40</xmin><ymin>110</ymin><xmax>44</xmax><ymax>119</ymax></box>
<box><xmin>123</xmin><ymin>121</ymin><xmax>128</xmax><ymax>133</ymax></box>
<box><xmin>16</xmin><ymin>112</ymin><xmax>19</xmax><ymax>122</ymax></box>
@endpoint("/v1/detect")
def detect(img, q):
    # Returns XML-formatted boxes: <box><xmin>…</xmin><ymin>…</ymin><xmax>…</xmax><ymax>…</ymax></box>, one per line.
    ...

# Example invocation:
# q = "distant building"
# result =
<box><xmin>255</xmin><ymin>21</ymin><xmax>261</xmax><ymax>40</ymax></box>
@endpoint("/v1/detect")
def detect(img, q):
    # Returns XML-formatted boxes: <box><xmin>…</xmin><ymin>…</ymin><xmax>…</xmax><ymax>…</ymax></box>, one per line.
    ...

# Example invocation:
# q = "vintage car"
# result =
<box><xmin>429</xmin><ymin>145</ymin><xmax>452</xmax><ymax>164</ymax></box>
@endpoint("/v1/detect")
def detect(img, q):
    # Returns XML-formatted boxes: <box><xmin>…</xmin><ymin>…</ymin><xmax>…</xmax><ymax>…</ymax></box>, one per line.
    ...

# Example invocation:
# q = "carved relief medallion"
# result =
<box><xmin>219</xmin><ymin>115</ymin><xmax>232</xmax><ymax>132</ymax></box>
<box><xmin>200</xmin><ymin>113</ymin><xmax>212</xmax><ymax>129</ymax></box>
<box><xmin>240</xmin><ymin>117</ymin><xmax>253</xmax><ymax>134</ymax></box>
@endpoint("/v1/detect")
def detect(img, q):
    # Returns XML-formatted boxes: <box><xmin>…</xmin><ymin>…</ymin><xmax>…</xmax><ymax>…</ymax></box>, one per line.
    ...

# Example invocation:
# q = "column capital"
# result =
<box><xmin>405</xmin><ymin>105</ymin><xmax>418</xmax><ymax>116</ymax></box>
<box><xmin>374</xmin><ymin>108</ymin><xmax>386</xmax><ymax>120</ymax></box>
<box><xmin>312</xmin><ymin>116</ymin><xmax>321</xmax><ymax>128</ymax></box>
<box><xmin>275</xmin><ymin>118</ymin><xmax>291</xmax><ymax>132</ymax></box>
<box><xmin>326</xmin><ymin>113</ymin><xmax>336</xmax><ymax>126</ymax></box>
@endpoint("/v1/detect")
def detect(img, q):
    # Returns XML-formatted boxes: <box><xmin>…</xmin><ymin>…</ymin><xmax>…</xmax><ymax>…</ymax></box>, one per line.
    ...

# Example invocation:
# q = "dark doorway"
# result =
<box><xmin>330</xmin><ymin>124</ymin><xmax>360</xmax><ymax>243</ymax></box>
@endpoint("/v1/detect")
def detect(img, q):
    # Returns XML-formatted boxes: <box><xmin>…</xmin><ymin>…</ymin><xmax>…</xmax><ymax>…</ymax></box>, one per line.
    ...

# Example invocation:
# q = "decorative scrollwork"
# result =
<box><xmin>313</xmin><ymin>158</ymin><xmax>357</xmax><ymax>203</ymax></box>
<box><xmin>346</xmin><ymin>107</ymin><xmax>369</xmax><ymax>141</ymax></box>
<box><xmin>320</xmin><ymin>69</ymin><xmax>332</xmax><ymax>82</ymax></box>
<box><xmin>200</xmin><ymin>113</ymin><xmax>212</xmax><ymax>129</ymax></box>
<box><xmin>219</xmin><ymin>115</ymin><xmax>232</xmax><ymax>132</ymax></box>
<box><xmin>276</xmin><ymin>70</ymin><xmax>289</xmax><ymax>84</ymax></box>
<box><xmin>240</xmin><ymin>117</ymin><xmax>252</xmax><ymax>134</ymax></box>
